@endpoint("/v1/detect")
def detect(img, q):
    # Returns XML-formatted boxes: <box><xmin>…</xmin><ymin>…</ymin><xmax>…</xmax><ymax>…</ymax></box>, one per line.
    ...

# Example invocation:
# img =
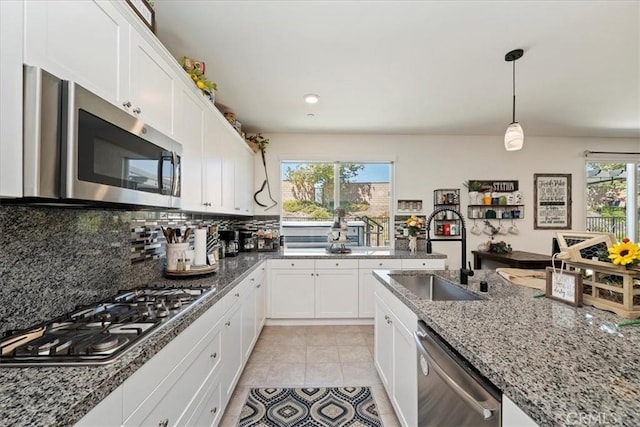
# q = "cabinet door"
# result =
<box><xmin>392</xmin><ymin>319</ymin><xmax>418</xmax><ymax>427</ymax></box>
<box><xmin>24</xmin><ymin>0</ymin><xmax>129</xmax><ymax>108</ymax></box>
<box><xmin>358</xmin><ymin>259</ymin><xmax>402</xmax><ymax>318</ymax></box>
<box><xmin>269</xmin><ymin>270</ymin><xmax>315</xmax><ymax>318</ymax></box>
<box><xmin>220</xmin><ymin>134</ymin><xmax>236</xmax><ymax>213</ymax></box>
<box><xmin>175</xmin><ymin>86</ymin><xmax>205</xmax><ymax>212</ymax></box>
<box><xmin>203</xmin><ymin>109</ymin><xmax>224</xmax><ymax>211</ymax></box>
<box><xmin>315</xmin><ymin>269</ymin><xmax>359</xmax><ymax>318</ymax></box>
<box><xmin>374</xmin><ymin>295</ymin><xmax>394</xmax><ymax>391</ymax></box>
<box><xmin>0</xmin><ymin>0</ymin><xmax>23</xmax><ymax>197</ymax></box>
<box><xmin>234</xmin><ymin>141</ymin><xmax>254</xmax><ymax>215</ymax></box>
<box><xmin>241</xmin><ymin>283</ymin><xmax>257</xmax><ymax>362</ymax></box>
<box><xmin>181</xmin><ymin>371</ymin><xmax>223</xmax><ymax>427</ymax></box>
<box><xmin>129</xmin><ymin>31</ymin><xmax>175</xmax><ymax>137</ymax></box>
<box><xmin>254</xmin><ymin>266</ymin><xmax>267</xmax><ymax>331</ymax></box>
<box><xmin>221</xmin><ymin>302</ymin><xmax>243</xmax><ymax>404</ymax></box>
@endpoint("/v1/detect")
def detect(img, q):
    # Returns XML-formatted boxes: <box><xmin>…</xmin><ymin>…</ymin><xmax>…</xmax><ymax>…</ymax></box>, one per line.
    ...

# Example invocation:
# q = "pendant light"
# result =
<box><xmin>504</xmin><ymin>49</ymin><xmax>524</xmax><ymax>151</ymax></box>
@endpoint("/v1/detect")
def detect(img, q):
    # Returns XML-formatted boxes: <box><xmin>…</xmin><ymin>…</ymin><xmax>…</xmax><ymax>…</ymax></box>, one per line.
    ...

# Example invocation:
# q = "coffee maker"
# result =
<box><xmin>219</xmin><ymin>230</ymin><xmax>239</xmax><ymax>257</ymax></box>
<box><xmin>239</xmin><ymin>230</ymin><xmax>257</xmax><ymax>252</ymax></box>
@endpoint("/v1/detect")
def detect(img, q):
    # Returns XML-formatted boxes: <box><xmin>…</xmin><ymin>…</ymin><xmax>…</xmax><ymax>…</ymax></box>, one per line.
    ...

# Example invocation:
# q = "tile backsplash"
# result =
<box><xmin>0</xmin><ymin>204</ymin><xmax>278</xmax><ymax>335</ymax></box>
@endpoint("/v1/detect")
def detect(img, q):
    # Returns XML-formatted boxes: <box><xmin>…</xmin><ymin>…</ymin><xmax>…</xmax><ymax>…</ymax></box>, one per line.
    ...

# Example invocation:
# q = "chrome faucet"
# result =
<box><xmin>425</xmin><ymin>207</ymin><xmax>474</xmax><ymax>285</ymax></box>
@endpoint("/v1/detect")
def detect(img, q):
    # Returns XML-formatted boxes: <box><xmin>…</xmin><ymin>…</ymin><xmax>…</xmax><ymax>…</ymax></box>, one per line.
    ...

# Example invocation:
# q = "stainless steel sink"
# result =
<box><xmin>390</xmin><ymin>274</ymin><xmax>481</xmax><ymax>301</ymax></box>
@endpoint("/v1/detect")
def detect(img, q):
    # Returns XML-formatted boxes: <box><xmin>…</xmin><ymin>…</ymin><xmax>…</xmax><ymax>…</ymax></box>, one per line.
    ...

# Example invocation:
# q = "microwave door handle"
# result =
<box><xmin>159</xmin><ymin>150</ymin><xmax>172</xmax><ymax>194</ymax></box>
<box><xmin>171</xmin><ymin>151</ymin><xmax>179</xmax><ymax>196</ymax></box>
<box><xmin>413</xmin><ymin>331</ymin><xmax>497</xmax><ymax>421</ymax></box>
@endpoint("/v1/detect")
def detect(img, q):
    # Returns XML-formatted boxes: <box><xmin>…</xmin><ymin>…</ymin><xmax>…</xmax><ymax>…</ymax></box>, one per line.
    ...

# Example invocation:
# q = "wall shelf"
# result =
<box><xmin>433</xmin><ymin>189</ymin><xmax>461</xmax><ymax>236</ymax></box>
<box><xmin>467</xmin><ymin>204</ymin><xmax>524</xmax><ymax>220</ymax></box>
<box><xmin>397</xmin><ymin>199</ymin><xmax>423</xmax><ymax>213</ymax></box>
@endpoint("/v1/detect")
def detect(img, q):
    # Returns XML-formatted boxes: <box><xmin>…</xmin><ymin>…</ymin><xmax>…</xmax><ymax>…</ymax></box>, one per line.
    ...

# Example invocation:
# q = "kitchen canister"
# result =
<box><xmin>166</xmin><ymin>242</ymin><xmax>189</xmax><ymax>271</ymax></box>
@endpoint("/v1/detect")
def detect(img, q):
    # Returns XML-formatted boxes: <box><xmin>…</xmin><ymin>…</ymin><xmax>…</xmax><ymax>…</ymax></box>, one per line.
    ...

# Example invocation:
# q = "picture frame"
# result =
<box><xmin>534</xmin><ymin>173</ymin><xmax>572</xmax><ymax>229</ymax></box>
<box><xmin>126</xmin><ymin>0</ymin><xmax>156</xmax><ymax>34</ymax></box>
<box><xmin>545</xmin><ymin>267</ymin><xmax>582</xmax><ymax>307</ymax></box>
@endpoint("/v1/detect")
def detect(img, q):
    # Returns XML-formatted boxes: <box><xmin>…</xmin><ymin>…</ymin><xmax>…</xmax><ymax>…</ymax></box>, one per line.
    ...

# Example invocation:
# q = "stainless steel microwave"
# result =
<box><xmin>23</xmin><ymin>66</ymin><xmax>182</xmax><ymax>208</ymax></box>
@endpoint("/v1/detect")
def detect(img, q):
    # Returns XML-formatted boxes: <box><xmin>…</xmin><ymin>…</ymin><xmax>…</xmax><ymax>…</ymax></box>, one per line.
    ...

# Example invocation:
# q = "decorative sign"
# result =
<box><xmin>534</xmin><ymin>174</ymin><xmax>572</xmax><ymax>229</ymax></box>
<box><xmin>126</xmin><ymin>0</ymin><xmax>156</xmax><ymax>34</ymax></box>
<box><xmin>468</xmin><ymin>180</ymin><xmax>519</xmax><ymax>192</ymax></box>
<box><xmin>545</xmin><ymin>267</ymin><xmax>582</xmax><ymax>307</ymax></box>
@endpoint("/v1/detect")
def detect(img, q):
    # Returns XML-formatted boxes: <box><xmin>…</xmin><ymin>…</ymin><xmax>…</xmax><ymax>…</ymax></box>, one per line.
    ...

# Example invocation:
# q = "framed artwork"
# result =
<box><xmin>126</xmin><ymin>0</ymin><xmax>156</xmax><ymax>34</ymax></box>
<box><xmin>534</xmin><ymin>173</ymin><xmax>572</xmax><ymax>229</ymax></box>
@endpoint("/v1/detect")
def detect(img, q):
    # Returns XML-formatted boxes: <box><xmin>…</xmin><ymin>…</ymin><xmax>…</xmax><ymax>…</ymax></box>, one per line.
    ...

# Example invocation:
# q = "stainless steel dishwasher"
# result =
<box><xmin>414</xmin><ymin>320</ymin><xmax>501</xmax><ymax>426</ymax></box>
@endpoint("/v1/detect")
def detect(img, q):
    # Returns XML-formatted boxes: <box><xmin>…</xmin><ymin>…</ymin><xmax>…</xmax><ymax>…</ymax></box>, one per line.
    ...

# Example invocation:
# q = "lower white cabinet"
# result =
<box><xmin>269</xmin><ymin>269</ymin><xmax>316</xmax><ymax>318</ymax></box>
<box><xmin>359</xmin><ymin>259</ymin><xmax>403</xmax><ymax>317</ymax></box>
<box><xmin>374</xmin><ymin>281</ymin><xmax>418</xmax><ymax>427</ymax></box>
<box><xmin>503</xmin><ymin>394</ymin><xmax>539</xmax><ymax>427</ymax></box>
<box><xmin>76</xmin><ymin>262</ymin><xmax>267</xmax><ymax>427</ymax></box>
<box><xmin>315</xmin><ymin>259</ymin><xmax>359</xmax><ymax>318</ymax></box>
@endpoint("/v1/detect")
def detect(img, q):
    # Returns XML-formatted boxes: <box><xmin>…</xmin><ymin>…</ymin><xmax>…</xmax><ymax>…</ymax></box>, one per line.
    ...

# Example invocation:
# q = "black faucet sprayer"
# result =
<box><xmin>425</xmin><ymin>207</ymin><xmax>474</xmax><ymax>285</ymax></box>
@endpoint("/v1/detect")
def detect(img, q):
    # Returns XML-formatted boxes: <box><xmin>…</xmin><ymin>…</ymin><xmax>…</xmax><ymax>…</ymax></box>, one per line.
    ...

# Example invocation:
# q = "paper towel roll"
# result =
<box><xmin>194</xmin><ymin>228</ymin><xmax>207</xmax><ymax>266</ymax></box>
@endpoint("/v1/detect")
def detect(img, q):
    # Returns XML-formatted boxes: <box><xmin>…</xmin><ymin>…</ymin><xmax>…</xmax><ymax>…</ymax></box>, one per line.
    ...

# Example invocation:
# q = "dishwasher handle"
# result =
<box><xmin>414</xmin><ymin>330</ymin><xmax>498</xmax><ymax>421</ymax></box>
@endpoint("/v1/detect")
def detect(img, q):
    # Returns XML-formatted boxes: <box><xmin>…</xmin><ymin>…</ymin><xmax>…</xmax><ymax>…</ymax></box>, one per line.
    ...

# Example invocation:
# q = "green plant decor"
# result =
<box><xmin>179</xmin><ymin>56</ymin><xmax>217</xmax><ymax>96</ymax></box>
<box><xmin>464</xmin><ymin>180</ymin><xmax>486</xmax><ymax>192</ymax></box>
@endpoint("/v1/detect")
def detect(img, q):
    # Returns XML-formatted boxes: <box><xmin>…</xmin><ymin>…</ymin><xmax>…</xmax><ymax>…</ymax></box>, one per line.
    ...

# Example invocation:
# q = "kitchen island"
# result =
<box><xmin>374</xmin><ymin>269</ymin><xmax>640</xmax><ymax>426</ymax></box>
<box><xmin>0</xmin><ymin>249</ymin><xmax>444</xmax><ymax>427</ymax></box>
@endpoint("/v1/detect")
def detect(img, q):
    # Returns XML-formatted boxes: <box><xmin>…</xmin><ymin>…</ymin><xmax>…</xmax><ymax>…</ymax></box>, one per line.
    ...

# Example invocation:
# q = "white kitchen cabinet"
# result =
<box><xmin>180</xmin><ymin>370</ymin><xmax>223</xmax><ymax>427</ymax></box>
<box><xmin>255</xmin><ymin>265</ymin><xmax>267</xmax><ymax>331</ymax></box>
<box><xmin>359</xmin><ymin>259</ymin><xmax>402</xmax><ymax>318</ymax></box>
<box><xmin>242</xmin><ymin>279</ymin><xmax>257</xmax><ymax>362</ymax></box>
<box><xmin>503</xmin><ymin>395</ymin><xmax>539</xmax><ymax>427</ymax></box>
<box><xmin>0</xmin><ymin>0</ymin><xmax>23</xmax><ymax>197</ymax></box>
<box><xmin>234</xmin><ymin>140</ymin><xmax>255</xmax><ymax>215</ymax></box>
<box><xmin>221</xmin><ymin>300</ymin><xmax>243</xmax><ymax>405</ymax></box>
<box><xmin>202</xmin><ymin>109</ymin><xmax>225</xmax><ymax>211</ymax></box>
<box><xmin>128</xmin><ymin>30</ymin><xmax>176</xmax><ymax>137</ymax></box>
<box><xmin>401</xmin><ymin>258</ymin><xmax>446</xmax><ymax>270</ymax></box>
<box><xmin>269</xmin><ymin>268</ymin><xmax>316</xmax><ymax>318</ymax></box>
<box><xmin>315</xmin><ymin>259</ymin><xmax>359</xmax><ymax>318</ymax></box>
<box><xmin>175</xmin><ymin>85</ymin><xmax>206</xmax><ymax>211</ymax></box>
<box><xmin>74</xmin><ymin>385</ymin><xmax>123</xmax><ymax>427</ymax></box>
<box><xmin>374</xmin><ymin>281</ymin><xmax>418</xmax><ymax>427</ymax></box>
<box><xmin>24</xmin><ymin>0</ymin><xmax>130</xmax><ymax>109</ymax></box>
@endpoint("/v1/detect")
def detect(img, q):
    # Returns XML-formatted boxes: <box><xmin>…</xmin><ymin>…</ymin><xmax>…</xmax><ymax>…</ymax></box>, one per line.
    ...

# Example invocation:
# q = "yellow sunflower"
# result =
<box><xmin>608</xmin><ymin>239</ymin><xmax>640</xmax><ymax>266</ymax></box>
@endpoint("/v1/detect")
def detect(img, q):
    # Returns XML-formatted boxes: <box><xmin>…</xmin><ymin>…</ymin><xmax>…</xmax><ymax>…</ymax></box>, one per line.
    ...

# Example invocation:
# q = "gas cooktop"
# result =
<box><xmin>0</xmin><ymin>286</ymin><xmax>215</xmax><ymax>367</ymax></box>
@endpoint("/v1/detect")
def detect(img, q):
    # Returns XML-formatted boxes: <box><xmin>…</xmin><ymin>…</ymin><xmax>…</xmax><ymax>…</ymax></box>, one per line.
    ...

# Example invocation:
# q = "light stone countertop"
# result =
<box><xmin>0</xmin><ymin>249</ymin><xmax>444</xmax><ymax>427</ymax></box>
<box><xmin>374</xmin><ymin>269</ymin><xmax>640</xmax><ymax>427</ymax></box>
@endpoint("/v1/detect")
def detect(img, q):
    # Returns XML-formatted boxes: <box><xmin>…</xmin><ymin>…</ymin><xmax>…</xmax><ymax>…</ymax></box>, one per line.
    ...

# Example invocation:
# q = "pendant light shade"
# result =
<box><xmin>504</xmin><ymin>122</ymin><xmax>524</xmax><ymax>151</ymax></box>
<box><xmin>504</xmin><ymin>49</ymin><xmax>524</xmax><ymax>151</ymax></box>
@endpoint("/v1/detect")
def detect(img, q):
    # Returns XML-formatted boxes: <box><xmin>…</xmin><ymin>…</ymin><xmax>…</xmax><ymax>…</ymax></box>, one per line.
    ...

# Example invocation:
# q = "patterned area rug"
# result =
<box><xmin>238</xmin><ymin>386</ymin><xmax>382</xmax><ymax>427</ymax></box>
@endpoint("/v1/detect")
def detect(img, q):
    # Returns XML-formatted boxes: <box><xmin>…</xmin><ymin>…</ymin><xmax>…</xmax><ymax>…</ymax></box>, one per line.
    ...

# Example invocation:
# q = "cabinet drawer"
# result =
<box><xmin>359</xmin><ymin>259</ymin><xmax>402</xmax><ymax>269</ymax></box>
<box><xmin>270</xmin><ymin>259</ymin><xmax>315</xmax><ymax>269</ymax></box>
<box><xmin>401</xmin><ymin>258</ymin><xmax>445</xmax><ymax>270</ymax></box>
<box><xmin>315</xmin><ymin>259</ymin><xmax>359</xmax><ymax>269</ymax></box>
<box><xmin>182</xmin><ymin>370</ymin><xmax>223</xmax><ymax>427</ymax></box>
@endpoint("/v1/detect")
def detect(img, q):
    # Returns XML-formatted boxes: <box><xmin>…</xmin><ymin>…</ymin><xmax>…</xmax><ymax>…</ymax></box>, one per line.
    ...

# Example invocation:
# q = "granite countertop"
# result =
<box><xmin>0</xmin><ymin>248</ymin><xmax>441</xmax><ymax>426</ymax></box>
<box><xmin>374</xmin><ymin>269</ymin><xmax>640</xmax><ymax>427</ymax></box>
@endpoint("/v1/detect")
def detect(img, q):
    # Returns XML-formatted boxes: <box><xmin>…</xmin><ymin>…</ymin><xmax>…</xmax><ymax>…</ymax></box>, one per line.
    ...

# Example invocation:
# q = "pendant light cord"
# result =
<box><xmin>512</xmin><ymin>60</ymin><xmax>516</xmax><ymax>124</ymax></box>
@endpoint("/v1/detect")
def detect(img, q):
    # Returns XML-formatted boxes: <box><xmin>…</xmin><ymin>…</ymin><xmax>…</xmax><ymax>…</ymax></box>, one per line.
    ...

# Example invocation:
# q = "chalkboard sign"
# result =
<box><xmin>534</xmin><ymin>173</ymin><xmax>572</xmax><ymax>229</ymax></box>
<box><xmin>545</xmin><ymin>267</ymin><xmax>582</xmax><ymax>306</ymax></box>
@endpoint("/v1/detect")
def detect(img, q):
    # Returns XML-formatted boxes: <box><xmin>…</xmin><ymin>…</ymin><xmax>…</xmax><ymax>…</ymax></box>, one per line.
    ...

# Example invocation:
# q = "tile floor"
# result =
<box><xmin>219</xmin><ymin>325</ymin><xmax>401</xmax><ymax>427</ymax></box>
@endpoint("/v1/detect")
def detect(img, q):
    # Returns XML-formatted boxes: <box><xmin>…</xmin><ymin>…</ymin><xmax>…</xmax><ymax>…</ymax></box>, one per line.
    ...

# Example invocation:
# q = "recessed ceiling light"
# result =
<box><xmin>304</xmin><ymin>94</ymin><xmax>319</xmax><ymax>104</ymax></box>
<box><xmin>307</xmin><ymin>113</ymin><xmax>315</xmax><ymax>117</ymax></box>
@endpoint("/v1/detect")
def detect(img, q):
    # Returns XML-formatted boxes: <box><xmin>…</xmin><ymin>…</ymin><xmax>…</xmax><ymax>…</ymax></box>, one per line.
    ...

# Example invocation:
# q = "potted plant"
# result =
<box><xmin>463</xmin><ymin>180</ymin><xmax>485</xmax><ymax>205</ymax></box>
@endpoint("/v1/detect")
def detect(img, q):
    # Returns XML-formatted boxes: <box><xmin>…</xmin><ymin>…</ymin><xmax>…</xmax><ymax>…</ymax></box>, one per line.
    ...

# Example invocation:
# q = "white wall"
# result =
<box><xmin>254</xmin><ymin>133</ymin><xmax>640</xmax><ymax>269</ymax></box>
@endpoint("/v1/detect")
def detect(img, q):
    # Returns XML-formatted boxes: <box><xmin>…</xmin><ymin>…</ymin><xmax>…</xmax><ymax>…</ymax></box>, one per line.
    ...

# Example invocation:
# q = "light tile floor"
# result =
<box><xmin>219</xmin><ymin>325</ymin><xmax>401</xmax><ymax>427</ymax></box>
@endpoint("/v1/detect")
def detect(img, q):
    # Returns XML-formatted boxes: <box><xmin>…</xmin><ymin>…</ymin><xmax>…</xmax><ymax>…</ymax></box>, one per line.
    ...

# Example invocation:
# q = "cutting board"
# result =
<box><xmin>496</xmin><ymin>268</ymin><xmax>547</xmax><ymax>290</ymax></box>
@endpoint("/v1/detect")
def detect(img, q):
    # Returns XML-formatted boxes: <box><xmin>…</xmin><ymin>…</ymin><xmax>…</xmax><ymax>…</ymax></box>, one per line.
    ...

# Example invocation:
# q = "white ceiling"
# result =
<box><xmin>154</xmin><ymin>0</ymin><xmax>640</xmax><ymax>138</ymax></box>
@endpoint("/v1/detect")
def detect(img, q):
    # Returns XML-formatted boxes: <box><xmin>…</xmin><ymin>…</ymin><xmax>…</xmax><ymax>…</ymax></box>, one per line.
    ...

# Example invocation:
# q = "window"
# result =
<box><xmin>281</xmin><ymin>161</ymin><xmax>392</xmax><ymax>247</ymax></box>
<box><xmin>585</xmin><ymin>160</ymin><xmax>639</xmax><ymax>241</ymax></box>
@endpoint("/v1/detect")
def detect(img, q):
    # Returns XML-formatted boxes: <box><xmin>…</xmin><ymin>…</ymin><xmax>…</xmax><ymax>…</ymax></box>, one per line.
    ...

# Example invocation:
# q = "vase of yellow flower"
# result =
<box><xmin>405</xmin><ymin>215</ymin><xmax>424</xmax><ymax>253</ymax></box>
<box><xmin>608</xmin><ymin>237</ymin><xmax>640</xmax><ymax>270</ymax></box>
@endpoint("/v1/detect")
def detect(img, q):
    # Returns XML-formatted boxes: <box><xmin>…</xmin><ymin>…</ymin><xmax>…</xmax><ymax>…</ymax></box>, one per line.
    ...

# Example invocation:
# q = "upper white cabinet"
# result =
<box><xmin>128</xmin><ymin>30</ymin><xmax>176</xmax><ymax>137</ymax></box>
<box><xmin>0</xmin><ymin>0</ymin><xmax>23</xmax><ymax>197</ymax></box>
<box><xmin>24</xmin><ymin>0</ymin><xmax>130</xmax><ymax>109</ymax></box>
<box><xmin>202</xmin><ymin>109</ymin><xmax>225</xmax><ymax>212</ymax></box>
<box><xmin>175</xmin><ymin>86</ymin><xmax>206</xmax><ymax>212</ymax></box>
<box><xmin>234</xmin><ymin>141</ymin><xmax>255</xmax><ymax>215</ymax></box>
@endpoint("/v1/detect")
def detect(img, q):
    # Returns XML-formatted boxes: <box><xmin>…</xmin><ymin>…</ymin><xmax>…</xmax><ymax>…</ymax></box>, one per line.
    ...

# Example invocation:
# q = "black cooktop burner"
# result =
<box><xmin>0</xmin><ymin>285</ymin><xmax>214</xmax><ymax>366</ymax></box>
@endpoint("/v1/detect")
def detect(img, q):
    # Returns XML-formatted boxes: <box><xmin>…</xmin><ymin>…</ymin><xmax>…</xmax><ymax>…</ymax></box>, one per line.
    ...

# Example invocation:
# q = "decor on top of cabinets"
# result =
<box><xmin>126</xmin><ymin>0</ymin><xmax>156</xmax><ymax>34</ymax></box>
<box><xmin>397</xmin><ymin>199</ymin><xmax>422</xmax><ymax>213</ymax></box>
<box><xmin>504</xmin><ymin>48</ymin><xmax>525</xmax><ymax>151</ymax></box>
<box><xmin>433</xmin><ymin>189</ymin><xmax>461</xmax><ymax>237</ymax></box>
<box><xmin>179</xmin><ymin>56</ymin><xmax>217</xmax><ymax>102</ymax></box>
<box><xmin>534</xmin><ymin>173</ymin><xmax>572</xmax><ymax>229</ymax></box>
<box><xmin>251</xmin><ymin>134</ymin><xmax>277</xmax><ymax>211</ymax></box>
